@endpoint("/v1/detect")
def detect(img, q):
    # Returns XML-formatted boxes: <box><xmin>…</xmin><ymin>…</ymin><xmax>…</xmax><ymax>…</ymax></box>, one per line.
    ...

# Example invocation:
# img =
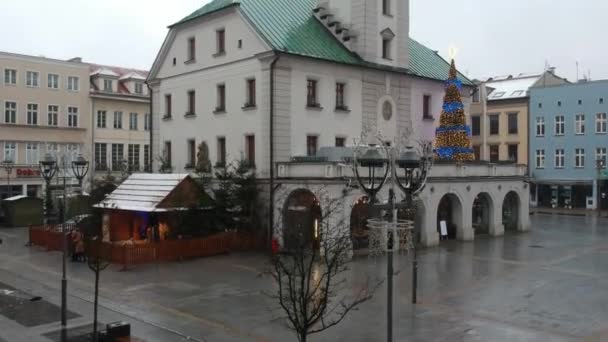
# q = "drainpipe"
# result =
<box><xmin>146</xmin><ymin>82</ymin><xmax>153</xmax><ymax>173</ymax></box>
<box><xmin>269</xmin><ymin>54</ymin><xmax>280</xmax><ymax>250</ymax></box>
<box><xmin>90</xmin><ymin>97</ymin><xmax>95</xmax><ymax>190</ymax></box>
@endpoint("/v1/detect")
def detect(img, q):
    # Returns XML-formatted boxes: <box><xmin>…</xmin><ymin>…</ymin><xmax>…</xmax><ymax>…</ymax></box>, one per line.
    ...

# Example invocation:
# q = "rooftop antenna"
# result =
<box><xmin>576</xmin><ymin>61</ymin><xmax>579</xmax><ymax>82</ymax></box>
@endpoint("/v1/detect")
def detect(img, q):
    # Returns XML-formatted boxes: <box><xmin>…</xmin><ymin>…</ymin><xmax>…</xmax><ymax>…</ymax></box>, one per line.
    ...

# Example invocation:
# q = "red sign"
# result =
<box><xmin>16</xmin><ymin>168</ymin><xmax>41</xmax><ymax>178</ymax></box>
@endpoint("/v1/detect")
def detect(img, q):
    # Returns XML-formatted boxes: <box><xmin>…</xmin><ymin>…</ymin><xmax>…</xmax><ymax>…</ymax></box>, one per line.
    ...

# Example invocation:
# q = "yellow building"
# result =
<box><xmin>469</xmin><ymin>70</ymin><xmax>567</xmax><ymax>165</ymax></box>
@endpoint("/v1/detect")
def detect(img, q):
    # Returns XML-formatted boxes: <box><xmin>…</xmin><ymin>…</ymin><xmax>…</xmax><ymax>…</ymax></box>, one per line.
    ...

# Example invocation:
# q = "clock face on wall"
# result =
<box><xmin>382</xmin><ymin>101</ymin><xmax>393</xmax><ymax>121</ymax></box>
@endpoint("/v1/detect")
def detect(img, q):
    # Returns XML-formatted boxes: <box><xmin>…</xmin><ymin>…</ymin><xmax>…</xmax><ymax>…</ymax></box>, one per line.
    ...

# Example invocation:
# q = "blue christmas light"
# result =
<box><xmin>444</xmin><ymin>79</ymin><xmax>462</xmax><ymax>90</ymax></box>
<box><xmin>434</xmin><ymin>147</ymin><xmax>475</xmax><ymax>159</ymax></box>
<box><xmin>443</xmin><ymin>102</ymin><xmax>464</xmax><ymax>113</ymax></box>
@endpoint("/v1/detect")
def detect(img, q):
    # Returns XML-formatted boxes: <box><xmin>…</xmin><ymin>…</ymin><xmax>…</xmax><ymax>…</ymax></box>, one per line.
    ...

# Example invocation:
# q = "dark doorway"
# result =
<box><xmin>503</xmin><ymin>191</ymin><xmax>520</xmax><ymax>231</ymax></box>
<box><xmin>472</xmin><ymin>193</ymin><xmax>492</xmax><ymax>235</ymax></box>
<box><xmin>437</xmin><ymin>194</ymin><xmax>462</xmax><ymax>240</ymax></box>
<box><xmin>350</xmin><ymin>196</ymin><xmax>370</xmax><ymax>250</ymax></box>
<box><xmin>283</xmin><ymin>189</ymin><xmax>322</xmax><ymax>251</ymax></box>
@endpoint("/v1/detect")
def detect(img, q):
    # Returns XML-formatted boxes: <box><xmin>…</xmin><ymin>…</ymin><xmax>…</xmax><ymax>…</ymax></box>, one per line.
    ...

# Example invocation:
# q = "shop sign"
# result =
<box><xmin>16</xmin><ymin>168</ymin><xmax>41</xmax><ymax>178</ymax></box>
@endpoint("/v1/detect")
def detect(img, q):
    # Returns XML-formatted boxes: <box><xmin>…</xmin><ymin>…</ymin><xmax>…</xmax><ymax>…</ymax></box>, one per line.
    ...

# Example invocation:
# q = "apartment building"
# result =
<box><xmin>469</xmin><ymin>70</ymin><xmax>567</xmax><ymax>164</ymax></box>
<box><xmin>89</xmin><ymin>64</ymin><xmax>150</xmax><ymax>182</ymax></box>
<box><xmin>0</xmin><ymin>52</ymin><xmax>90</xmax><ymax>199</ymax></box>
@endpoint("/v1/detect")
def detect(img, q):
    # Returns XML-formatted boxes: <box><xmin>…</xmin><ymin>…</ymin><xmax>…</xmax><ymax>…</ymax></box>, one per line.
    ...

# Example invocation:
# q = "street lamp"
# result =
<box><xmin>1</xmin><ymin>159</ymin><xmax>14</xmax><ymax>198</ymax></box>
<box><xmin>71</xmin><ymin>154</ymin><xmax>89</xmax><ymax>190</ymax></box>
<box><xmin>40</xmin><ymin>153</ymin><xmax>58</xmax><ymax>219</ymax></box>
<box><xmin>353</xmin><ymin>145</ymin><xmax>390</xmax><ymax>203</ymax></box>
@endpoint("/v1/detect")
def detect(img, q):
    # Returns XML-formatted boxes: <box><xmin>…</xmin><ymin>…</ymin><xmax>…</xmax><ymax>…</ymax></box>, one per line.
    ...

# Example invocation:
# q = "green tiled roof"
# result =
<box><xmin>172</xmin><ymin>0</ymin><xmax>473</xmax><ymax>85</ymax></box>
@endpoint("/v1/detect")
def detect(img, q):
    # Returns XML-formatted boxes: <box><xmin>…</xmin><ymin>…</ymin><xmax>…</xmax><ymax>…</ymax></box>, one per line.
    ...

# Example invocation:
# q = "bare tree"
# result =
<box><xmin>266</xmin><ymin>188</ymin><xmax>381</xmax><ymax>342</ymax></box>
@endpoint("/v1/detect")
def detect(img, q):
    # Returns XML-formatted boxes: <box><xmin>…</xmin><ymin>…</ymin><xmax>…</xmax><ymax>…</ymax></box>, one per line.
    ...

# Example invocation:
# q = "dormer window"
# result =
<box><xmin>382</xmin><ymin>0</ymin><xmax>391</xmax><ymax>15</ymax></box>
<box><xmin>135</xmin><ymin>82</ymin><xmax>143</xmax><ymax>95</ymax></box>
<box><xmin>380</xmin><ymin>28</ymin><xmax>395</xmax><ymax>60</ymax></box>
<box><xmin>103</xmin><ymin>79</ymin><xmax>113</xmax><ymax>92</ymax></box>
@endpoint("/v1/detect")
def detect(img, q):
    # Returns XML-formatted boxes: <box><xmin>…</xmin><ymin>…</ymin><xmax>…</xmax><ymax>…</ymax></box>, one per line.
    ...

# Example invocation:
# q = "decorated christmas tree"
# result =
<box><xmin>434</xmin><ymin>59</ymin><xmax>475</xmax><ymax>162</ymax></box>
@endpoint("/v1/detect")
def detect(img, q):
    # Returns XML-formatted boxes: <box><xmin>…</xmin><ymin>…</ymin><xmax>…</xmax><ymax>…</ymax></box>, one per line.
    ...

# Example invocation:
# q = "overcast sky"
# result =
<box><xmin>2</xmin><ymin>0</ymin><xmax>606</xmax><ymax>81</ymax></box>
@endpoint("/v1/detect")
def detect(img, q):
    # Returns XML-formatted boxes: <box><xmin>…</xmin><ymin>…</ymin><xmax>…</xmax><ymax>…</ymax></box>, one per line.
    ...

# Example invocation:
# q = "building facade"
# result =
<box><xmin>529</xmin><ymin>80</ymin><xmax>608</xmax><ymax>210</ymax></box>
<box><xmin>89</xmin><ymin>64</ymin><xmax>151</xmax><ymax>183</ymax></box>
<box><xmin>469</xmin><ymin>71</ymin><xmax>567</xmax><ymax>164</ymax></box>
<box><xmin>0</xmin><ymin>52</ymin><xmax>91</xmax><ymax>199</ymax></box>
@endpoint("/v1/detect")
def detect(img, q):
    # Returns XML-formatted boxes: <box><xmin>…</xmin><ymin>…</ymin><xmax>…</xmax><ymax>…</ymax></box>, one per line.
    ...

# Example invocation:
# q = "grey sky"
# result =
<box><xmin>1</xmin><ymin>0</ymin><xmax>606</xmax><ymax>81</ymax></box>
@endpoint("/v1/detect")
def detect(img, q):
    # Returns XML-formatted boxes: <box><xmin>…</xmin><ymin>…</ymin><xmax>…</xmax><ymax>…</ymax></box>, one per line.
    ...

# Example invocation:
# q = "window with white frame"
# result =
<box><xmin>4</xmin><ymin>101</ymin><xmax>16</xmax><ymax>124</ymax></box>
<box><xmin>555</xmin><ymin>116</ymin><xmax>565</xmax><ymax>135</ymax></box>
<box><xmin>536</xmin><ymin>149</ymin><xmax>545</xmax><ymax>169</ymax></box>
<box><xmin>66</xmin><ymin>144</ymin><xmax>79</xmax><ymax>165</ymax></box>
<box><xmin>46</xmin><ymin>143</ymin><xmax>59</xmax><ymax>159</ymax></box>
<box><xmin>4</xmin><ymin>69</ymin><xmax>17</xmax><ymax>85</ymax></box>
<box><xmin>596</xmin><ymin>113</ymin><xmax>607</xmax><ymax>133</ymax></box>
<box><xmin>536</xmin><ymin>117</ymin><xmax>545</xmax><ymax>136</ymax></box>
<box><xmin>143</xmin><ymin>144</ymin><xmax>150</xmax><ymax>171</ymax></box>
<box><xmin>555</xmin><ymin>149</ymin><xmax>564</xmax><ymax>169</ymax></box>
<box><xmin>575</xmin><ymin>148</ymin><xmax>585</xmax><ymax>168</ymax></box>
<box><xmin>144</xmin><ymin>113</ymin><xmax>150</xmax><ymax>131</ymax></box>
<box><xmin>111</xmin><ymin>144</ymin><xmax>124</xmax><ymax>171</ymax></box>
<box><xmin>129</xmin><ymin>113</ymin><xmax>138</xmax><ymax>130</ymax></box>
<box><xmin>128</xmin><ymin>144</ymin><xmax>140</xmax><ymax>171</ymax></box>
<box><xmin>3</xmin><ymin>142</ymin><xmax>16</xmax><ymax>162</ymax></box>
<box><xmin>597</xmin><ymin>147</ymin><xmax>607</xmax><ymax>165</ymax></box>
<box><xmin>25</xmin><ymin>143</ymin><xmax>38</xmax><ymax>164</ymax></box>
<box><xmin>68</xmin><ymin>106</ymin><xmax>78</xmax><ymax>127</ymax></box>
<box><xmin>27</xmin><ymin>103</ymin><xmax>38</xmax><ymax>125</ymax></box>
<box><xmin>67</xmin><ymin>76</ymin><xmax>79</xmax><ymax>91</ymax></box>
<box><xmin>113</xmin><ymin>111</ymin><xmax>123</xmax><ymax>129</ymax></box>
<box><xmin>95</xmin><ymin>143</ymin><xmax>108</xmax><ymax>171</ymax></box>
<box><xmin>26</xmin><ymin>71</ymin><xmax>39</xmax><ymax>87</ymax></box>
<box><xmin>103</xmin><ymin>79</ymin><xmax>113</xmax><ymax>92</ymax></box>
<box><xmin>97</xmin><ymin>110</ymin><xmax>106</xmax><ymax>128</ymax></box>
<box><xmin>135</xmin><ymin>82</ymin><xmax>143</xmax><ymax>94</ymax></box>
<box><xmin>47</xmin><ymin>105</ymin><xmax>58</xmax><ymax>126</ymax></box>
<box><xmin>575</xmin><ymin>114</ymin><xmax>585</xmax><ymax>135</ymax></box>
<box><xmin>48</xmin><ymin>73</ymin><xmax>59</xmax><ymax>89</ymax></box>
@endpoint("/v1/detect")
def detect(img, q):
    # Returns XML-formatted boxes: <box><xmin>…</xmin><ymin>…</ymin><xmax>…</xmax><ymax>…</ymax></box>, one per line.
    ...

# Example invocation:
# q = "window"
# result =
<box><xmin>187</xmin><ymin>90</ymin><xmax>196</xmax><ymax>115</ymax></box>
<box><xmin>144</xmin><ymin>144</ymin><xmax>150</xmax><ymax>171</ymax></box>
<box><xmin>382</xmin><ymin>0</ymin><xmax>391</xmax><ymax>15</ymax></box>
<box><xmin>508</xmin><ymin>144</ymin><xmax>518</xmax><ymax>162</ymax></box>
<box><xmin>238</xmin><ymin>39</ymin><xmax>243</xmax><ymax>49</ymax></box>
<box><xmin>47</xmin><ymin>105</ymin><xmax>58</xmax><ymax>126</ymax></box>
<box><xmin>97</xmin><ymin>110</ymin><xmax>106</xmax><ymax>128</ymax></box>
<box><xmin>306</xmin><ymin>135</ymin><xmax>318</xmax><ymax>156</ymax></box>
<box><xmin>129</xmin><ymin>113</ymin><xmax>138</xmax><ymax>130</ymax></box>
<box><xmin>536</xmin><ymin>117</ymin><xmax>545</xmax><ymax>136</ymax></box>
<box><xmin>216</xmin><ymin>29</ymin><xmax>225</xmax><ymax>54</ymax></box>
<box><xmin>335</xmin><ymin>83</ymin><xmax>346</xmax><ymax>110</ymax></box>
<box><xmin>473</xmin><ymin>145</ymin><xmax>481</xmax><ymax>161</ymax></box>
<box><xmin>216</xmin><ymin>84</ymin><xmax>226</xmax><ymax>112</ymax></box>
<box><xmin>144</xmin><ymin>113</ymin><xmax>150</xmax><ymax>131</ymax></box>
<box><xmin>66</xmin><ymin>144</ymin><xmax>79</xmax><ymax>165</ymax></box>
<box><xmin>246</xmin><ymin>79</ymin><xmax>256</xmax><ymax>107</ymax></box>
<box><xmin>382</xmin><ymin>39</ymin><xmax>392</xmax><ymax>60</ymax></box>
<box><xmin>471</xmin><ymin>116</ymin><xmax>480</xmax><ymax>136</ymax></box>
<box><xmin>555</xmin><ymin>149</ymin><xmax>564</xmax><ymax>169</ymax></box>
<box><xmin>578</xmin><ymin>99</ymin><xmax>583</xmax><ymax>105</ymax></box>
<box><xmin>68</xmin><ymin>106</ymin><xmax>78</xmax><ymax>127</ymax></box>
<box><xmin>187</xmin><ymin>37</ymin><xmax>196</xmax><ymax>61</ymax></box>
<box><xmin>48</xmin><ymin>74</ymin><xmax>59</xmax><ymax>89</ymax></box>
<box><xmin>422</xmin><ymin>95</ymin><xmax>432</xmax><ymax>119</ymax></box>
<box><xmin>113</xmin><ymin>111</ymin><xmax>123</xmax><ymax>129</ymax></box>
<box><xmin>508</xmin><ymin>113</ymin><xmax>518</xmax><ymax>134</ymax></box>
<box><xmin>128</xmin><ymin>144</ymin><xmax>140</xmax><ymax>171</ymax></box>
<box><xmin>600</xmin><ymin>98</ymin><xmax>604</xmax><ymax>104</ymax></box>
<box><xmin>95</xmin><ymin>143</ymin><xmax>108</xmax><ymax>171</ymax></box>
<box><xmin>490</xmin><ymin>145</ymin><xmax>499</xmax><ymax>162</ymax></box>
<box><xmin>186</xmin><ymin>139</ymin><xmax>196</xmax><ymax>168</ymax></box>
<box><xmin>511</xmin><ymin>90</ymin><xmax>524</xmax><ymax>97</ymax></box>
<box><xmin>382</xmin><ymin>101</ymin><xmax>393</xmax><ymax>121</ymax></box>
<box><xmin>555</xmin><ymin>116</ymin><xmax>565</xmax><ymax>135</ymax></box>
<box><xmin>489</xmin><ymin>114</ymin><xmax>499</xmax><ymax>135</ymax></box>
<box><xmin>67</xmin><ymin>76</ymin><xmax>79</xmax><ymax>91</ymax></box>
<box><xmin>26</xmin><ymin>143</ymin><xmax>38</xmax><ymax>164</ymax></box>
<box><xmin>472</xmin><ymin>89</ymin><xmax>480</xmax><ymax>103</ymax></box>
<box><xmin>4</xmin><ymin>69</ymin><xmax>16</xmax><ymax>85</ymax></box>
<box><xmin>575</xmin><ymin>114</ymin><xmax>585</xmax><ymax>135</ymax></box>
<box><xmin>164</xmin><ymin>94</ymin><xmax>172</xmax><ymax>118</ymax></box>
<box><xmin>557</xmin><ymin>101</ymin><xmax>562</xmax><ymax>107</ymax></box>
<box><xmin>26</xmin><ymin>71</ymin><xmax>39</xmax><ymax>87</ymax></box>
<box><xmin>27</xmin><ymin>103</ymin><xmax>38</xmax><ymax>125</ymax></box>
<box><xmin>103</xmin><ymin>79</ymin><xmax>113</xmax><ymax>92</ymax></box>
<box><xmin>307</xmin><ymin>79</ymin><xmax>319</xmax><ymax>107</ymax></box>
<box><xmin>596</xmin><ymin>113</ymin><xmax>607</xmax><ymax>133</ymax></box>
<box><xmin>217</xmin><ymin>137</ymin><xmax>226</xmax><ymax>166</ymax></box>
<box><xmin>335</xmin><ymin>137</ymin><xmax>346</xmax><ymax>147</ymax></box>
<box><xmin>135</xmin><ymin>83</ymin><xmax>143</xmax><ymax>94</ymax></box>
<box><xmin>4</xmin><ymin>101</ymin><xmax>16</xmax><ymax>124</ymax></box>
<box><xmin>538</xmin><ymin>102</ymin><xmax>543</xmax><ymax>108</ymax></box>
<box><xmin>3</xmin><ymin>142</ymin><xmax>16</xmax><ymax>162</ymax></box>
<box><xmin>597</xmin><ymin>148</ymin><xmax>607</xmax><ymax>165</ymax></box>
<box><xmin>575</xmin><ymin>148</ymin><xmax>585</xmax><ymax>168</ymax></box>
<box><xmin>491</xmin><ymin>92</ymin><xmax>505</xmax><ymax>99</ymax></box>
<box><xmin>163</xmin><ymin>141</ymin><xmax>172</xmax><ymax>169</ymax></box>
<box><xmin>45</xmin><ymin>143</ymin><xmax>59</xmax><ymax>160</ymax></box>
<box><xmin>536</xmin><ymin>149</ymin><xmax>545</xmax><ymax>169</ymax></box>
<box><xmin>111</xmin><ymin>144</ymin><xmax>124</xmax><ymax>171</ymax></box>
<box><xmin>245</xmin><ymin>135</ymin><xmax>255</xmax><ymax>167</ymax></box>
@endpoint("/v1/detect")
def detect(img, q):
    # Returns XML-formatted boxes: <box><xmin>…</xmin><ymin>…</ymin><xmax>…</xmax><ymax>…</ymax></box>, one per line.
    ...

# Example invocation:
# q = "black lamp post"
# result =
<box><xmin>395</xmin><ymin>146</ymin><xmax>433</xmax><ymax>304</ymax></box>
<box><xmin>40</xmin><ymin>153</ymin><xmax>58</xmax><ymax>218</ymax></box>
<box><xmin>71</xmin><ymin>154</ymin><xmax>90</xmax><ymax>190</ymax></box>
<box><xmin>353</xmin><ymin>145</ymin><xmax>390</xmax><ymax>203</ymax></box>
<box><xmin>1</xmin><ymin>159</ymin><xmax>14</xmax><ymax>198</ymax></box>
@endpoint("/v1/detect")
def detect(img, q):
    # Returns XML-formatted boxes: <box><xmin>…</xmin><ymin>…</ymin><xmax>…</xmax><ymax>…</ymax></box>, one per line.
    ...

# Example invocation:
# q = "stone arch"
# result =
<box><xmin>502</xmin><ymin>191</ymin><xmax>521</xmax><ymax>232</ymax></box>
<box><xmin>436</xmin><ymin>193</ymin><xmax>465</xmax><ymax>241</ymax></box>
<box><xmin>282</xmin><ymin>189</ymin><xmax>322</xmax><ymax>250</ymax></box>
<box><xmin>472</xmin><ymin>192</ymin><xmax>494</xmax><ymax>235</ymax></box>
<box><xmin>350</xmin><ymin>196</ymin><xmax>371</xmax><ymax>251</ymax></box>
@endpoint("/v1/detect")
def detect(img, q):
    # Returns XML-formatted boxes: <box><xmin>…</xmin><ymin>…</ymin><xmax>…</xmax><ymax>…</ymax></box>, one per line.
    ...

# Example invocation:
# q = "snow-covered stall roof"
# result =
<box><xmin>94</xmin><ymin>173</ymin><xmax>192</xmax><ymax>212</ymax></box>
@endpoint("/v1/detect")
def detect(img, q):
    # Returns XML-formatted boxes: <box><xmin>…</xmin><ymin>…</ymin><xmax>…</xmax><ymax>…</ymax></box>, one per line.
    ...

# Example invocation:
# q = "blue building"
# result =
<box><xmin>529</xmin><ymin>80</ymin><xmax>608</xmax><ymax>209</ymax></box>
